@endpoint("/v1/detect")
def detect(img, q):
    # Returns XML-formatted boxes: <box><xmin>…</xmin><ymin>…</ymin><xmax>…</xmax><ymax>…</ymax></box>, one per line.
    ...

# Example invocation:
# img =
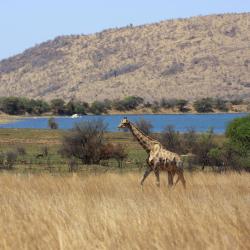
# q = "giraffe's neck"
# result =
<box><xmin>128</xmin><ymin>123</ymin><xmax>157</xmax><ymax>152</ymax></box>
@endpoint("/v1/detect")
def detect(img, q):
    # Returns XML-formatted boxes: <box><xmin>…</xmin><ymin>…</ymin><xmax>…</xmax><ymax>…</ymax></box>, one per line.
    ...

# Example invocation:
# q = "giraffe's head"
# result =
<box><xmin>118</xmin><ymin>117</ymin><xmax>130</xmax><ymax>129</ymax></box>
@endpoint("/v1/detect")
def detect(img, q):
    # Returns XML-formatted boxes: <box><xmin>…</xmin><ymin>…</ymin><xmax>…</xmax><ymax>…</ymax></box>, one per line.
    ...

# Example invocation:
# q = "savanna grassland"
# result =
<box><xmin>0</xmin><ymin>172</ymin><xmax>249</xmax><ymax>250</ymax></box>
<box><xmin>0</xmin><ymin>128</ymin><xmax>249</xmax><ymax>249</ymax></box>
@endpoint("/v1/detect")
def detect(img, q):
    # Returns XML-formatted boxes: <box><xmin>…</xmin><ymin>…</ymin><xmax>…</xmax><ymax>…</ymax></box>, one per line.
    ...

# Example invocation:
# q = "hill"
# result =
<box><xmin>0</xmin><ymin>13</ymin><xmax>249</xmax><ymax>102</ymax></box>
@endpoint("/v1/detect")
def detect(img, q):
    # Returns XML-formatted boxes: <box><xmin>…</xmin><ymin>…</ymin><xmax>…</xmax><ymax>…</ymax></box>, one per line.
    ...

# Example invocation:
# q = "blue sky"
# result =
<box><xmin>1</xmin><ymin>0</ymin><xmax>249</xmax><ymax>60</ymax></box>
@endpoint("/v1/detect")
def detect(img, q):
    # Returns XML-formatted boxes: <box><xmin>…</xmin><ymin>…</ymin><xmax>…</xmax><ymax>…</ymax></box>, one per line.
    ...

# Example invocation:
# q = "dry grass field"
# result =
<box><xmin>0</xmin><ymin>171</ymin><xmax>249</xmax><ymax>250</ymax></box>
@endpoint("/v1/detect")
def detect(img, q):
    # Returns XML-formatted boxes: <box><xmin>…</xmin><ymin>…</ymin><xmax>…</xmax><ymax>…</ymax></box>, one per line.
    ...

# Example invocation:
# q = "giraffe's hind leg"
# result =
<box><xmin>174</xmin><ymin>169</ymin><xmax>186</xmax><ymax>189</ymax></box>
<box><xmin>174</xmin><ymin>161</ymin><xmax>186</xmax><ymax>188</ymax></box>
<box><xmin>167</xmin><ymin>171</ymin><xmax>174</xmax><ymax>187</ymax></box>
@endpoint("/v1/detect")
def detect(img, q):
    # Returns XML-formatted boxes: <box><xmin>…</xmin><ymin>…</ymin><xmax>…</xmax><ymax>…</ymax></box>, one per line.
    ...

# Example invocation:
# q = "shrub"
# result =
<box><xmin>192</xmin><ymin>128</ymin><xmax>216</xmax><ymax>169</ymax></box>
<box><xmin>25</xmin><ymin>99</ymin><xmax>50</xmax><ymax>115</ymax></box>
<box><xmin>112</xmin><ymin>96</ymin><xmax>144</xmax><ymax>111</ymax></box>
<box><xmin>176</xmin><ymin>99</ymin><xmax>189</xmax><ymax>112</ymax></box>
<box><xmin>151</xmin><ymin>101</ymin><xmax>160</xmax><ymax>113</ymax></box>
<box><xmin>135</xmin><ymin>119</ymin><xmax>153</xmax><ymax>135</ymax></box>
<box><xmin>50</xmin><ymin>99</ymin><xmax>66</xmax><ymax>115</ymax></box>
<box><xmin>213</xmin><ymin>98</ymin><xmax>229</xmax><ymax>112</ymax></box>
<box><xmin>65</xmin><ymin>101</ymin><xmax>88</xmax><ymax>115</ymax></box>
<box><xmin>0</xmin><ymin>152</ymin><xmax>4</xmax><ymax>167</ymax></box>
<box><xmin>90</xmin><ymin>101</ymin><xmax>108</xmax><ymax>115</ymax></box>
<box><xmin>0</xmin><ymin>97</ymin><xmax>26</xmax><ymax>115</ymax></box>
<box><xmin>100</xmin><ymin>143</ymin><xmax>128</xmax><ymax>168</ymax></box>
<box><xmin>48</xmin><ymin>117</ymin><xmax>58</xmax><ymax>129</ymax></box>
<box><xmin>5</xmin><ymin>151</ymin><xmax>17</xmax><ymax>169</ymax></box>
<box><xmin>16</xmin><ymin>146</ymin><xmax>26</xmax><ymax>156</ymax></box>
<box><xmin>68</xmin><ymin>158</ymin><xmax>79</xmax><ymax>172</ymax></box>
<box><xmin>160</xmin><ymin>125</ymin><xmax>182</xmax><ymax>153</ymax></box>
<box><xmin>60</xmin><ymin>120</ymin><xmax>107</xmax><ymax>164</ymax></box>
<box><xmin>226</xmin><ymin>115</ymin><xmax>250</xmax><ymax>151</ymax></box>
<box><xmin>182</xmin><ymin>128</ymin><xmax>198</xmax><ymax>153</ymax></box>
<box><xmin>194</xmin><ymin>98</ymin><xmax>213</xmax><ymax>113</ymax></box>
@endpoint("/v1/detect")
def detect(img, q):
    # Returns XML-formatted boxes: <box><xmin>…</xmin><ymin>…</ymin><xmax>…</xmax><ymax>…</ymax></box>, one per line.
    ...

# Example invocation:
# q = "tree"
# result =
<box><xmin>135</xmin><ymin>118</ymin><xmax>153</xmax><ymax>135</ymax></box>
<box><xmin>112</xmin><ymin>96</ymin><xmax>144</xmax><ymax>111</ymax></box>
<box><xmin>160</xmin><ymin>125</ymin><xmax>182</xmax><ymax>153</ymax></box>
<box><xmin>226</xmin><ymin>115</ymin><xmax>250</xmax><ymax>151</ymax></box>
<box><xmin>48</xmin><ymin>117</ymin><xmax>58</xmax><ymax>129</ymax></box>
<box><xmin>194</xmin><ymin>98</ymin><xmax>213</xmax><ymax>113</ymax></box>
<box><xmin>213</xmin><ymin>98</ymin><xmax>229</xmax><ymax>112</ymax></box>
<box><xmin>50</xmin><ymin>99</ymin><xmax>65</xmax><ymax>115</ymax></box>
<box><xmin>59</xmin><ymin>120</ymin><xmax>107</xmax><ymax>164</ymax></box>
<box><xmin>176</xmin><ymin>99</ymin><xmax>189</xmax><ymax>112</ymax></box>
<box><xmin>0</xmin><ymin>97</ymin><xmax>26</xmax><ymax>115</ymax></box>
<box><xmin>90</xmin><ymin>101</ymin><xmax>108</xmax><ymax>115</ymax></box>
<box><xmin>193</xmin><ymin>128</ymin><xmax>216</xmax><ymax>169</ymax></box>
<box><xmin>100</xmin><ymin>143</ymin><xmax>128</xmax><ymax>168</ymax></box>
<box><xmin>65</xmin><ymin>101</ymin><xmax>88</xmax><ymax>115</ymax></box>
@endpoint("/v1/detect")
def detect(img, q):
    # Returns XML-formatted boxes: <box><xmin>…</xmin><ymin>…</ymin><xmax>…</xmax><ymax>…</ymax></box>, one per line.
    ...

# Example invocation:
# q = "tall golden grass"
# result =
<box><xmin>0</xmin><ymin>171</ymin><xmax>249</xmax><ymax>250</ymax></box>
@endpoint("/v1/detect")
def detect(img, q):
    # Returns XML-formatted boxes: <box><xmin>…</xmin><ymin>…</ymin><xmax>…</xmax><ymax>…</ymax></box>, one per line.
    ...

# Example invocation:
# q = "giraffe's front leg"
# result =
<box><xmin>140</xmin><ymin>166</ymin><xmax>152</xmax><ymax>186</ymax></box>
<box><xmin>154</xmin><ymin>168</ymin><xmax>160</xmax><ymax>187</ymax></box>
<box><xmin>167</xmin><ymin>170</ymin><xmax>174</xmax><ymax>187</ymax></box>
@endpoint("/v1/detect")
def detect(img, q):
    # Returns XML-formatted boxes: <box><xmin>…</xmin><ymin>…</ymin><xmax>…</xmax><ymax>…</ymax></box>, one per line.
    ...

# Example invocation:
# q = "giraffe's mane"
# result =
<box><xmin>129</xmin><ymin>121</ymin><xmax>159</xmax><ymax>144</ymax></box>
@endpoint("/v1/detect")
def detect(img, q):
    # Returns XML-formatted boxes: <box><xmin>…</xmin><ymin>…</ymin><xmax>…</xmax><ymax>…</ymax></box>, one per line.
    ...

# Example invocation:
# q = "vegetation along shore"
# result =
<box><xmin>0</xmin><ymin>96</ymin><xmax>249</xmax><ymax>118</ymax></box>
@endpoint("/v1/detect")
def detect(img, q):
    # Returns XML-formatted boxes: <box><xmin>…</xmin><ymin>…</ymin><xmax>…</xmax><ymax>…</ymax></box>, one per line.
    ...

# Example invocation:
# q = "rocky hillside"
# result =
<box><xmin>0</xmin><ymin>13</ymin><xmax>249</xmax><ymax>102</ymax></box>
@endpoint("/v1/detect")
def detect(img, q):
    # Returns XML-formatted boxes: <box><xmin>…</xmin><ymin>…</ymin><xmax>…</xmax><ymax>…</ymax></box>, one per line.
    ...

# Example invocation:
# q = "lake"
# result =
<box><xmin>0</xmin><ymin>113</ymin><xmax>248</xmax><ymax>133</ymax></box>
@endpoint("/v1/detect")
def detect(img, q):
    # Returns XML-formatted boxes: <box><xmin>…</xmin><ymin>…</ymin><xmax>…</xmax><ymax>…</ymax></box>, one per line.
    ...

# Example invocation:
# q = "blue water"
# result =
<box><xmin>0</xmin><ymin>113</ymin><xmax>248</xmax><ymax>133</ymax></box>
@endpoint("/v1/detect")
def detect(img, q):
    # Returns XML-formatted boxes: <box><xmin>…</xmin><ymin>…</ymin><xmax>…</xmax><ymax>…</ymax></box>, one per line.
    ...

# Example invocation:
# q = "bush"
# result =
<box><xmin>226</xmin><ymin>115</ymin><xmax>250</xmax><ymax>151</ymax></box>
<box><xmin>160</xmin><ymin>125</ymin><xmax>182</xmax><ymax>153</ymax></box>
<box><xmin>213</xmin><ymin>98</ymin><xmax>229</xmax><ymax>112</ymax></box>
<box><xmin>192</xmin><ymin>129</ymin><xmax>217</xmax><ymax>169</ymax></box>
<box><xmin>176</xmin><ymin>99</ymin><xmax>189</xmax><ymax>112</ymax></box>
<box><xmin>5</xmin><ymin>151</ymin><xmax>17</xmax><ymax>169</ymax></box>
<box><xmin>60</xmin><ymin>120</ymin><xmax>107</xmax><ymax>164</ymax></box>
<box><xmin>25</xmin><ymin>99</ymin><xmax>50</xmax><ymax>115</ymax></box>
<box><xmin>151</xmin><ymin>101</ymin><xmax>160</xmax><ymax>113</ymax></box>
<box><xmin>112</xmin><ymin>96</ymin><xmax>144</xmax><ymax>111</ymax></box>
<box><xmin>48</xmin><ymin>117</ymin><xmax>58</xmax><ymax>129</ymax></box>
<box><xmin>50</xmin><ymin>99</ymin><xmax>66</xmax><ymax>115</ymax></box>
<box><xmin>90</xmin><ymin>101</ymin><xmax>108</xmax><ymax>115</ymax></box>
<box><xmin>0</xmin><ymin>97</ymin><xmax>27</xmax><ymax>115</ymax></box>
<box><xmin>135</xmin><ymin>119</ymin><xmax>153</xmax><ymax>135</ymax></box>
<box><xmin>16</xmin><ymin>146</ymin><xmax>26</xmax><ymax>156</ymax></box>
<box><xmin>65</xmin><ymin>101</ymin><xmax>88</xmax><ymax>115</ymax></box>
<box><xmin>68</xmin><ymin>158</ymin><xmax>79</xmax><ymax>172</ymax></box>
<box><xmin>182</xmin><ymin>128</ymin><xmax>198</xmax><ymax>153</ymax></box>
<box><xmin>100</xmin><ymin>143</ymin><xmax>128</xmax><ymax>167</ymax></box>
<box><xmin>194</xmin><ymin>98</ymin><xmax>213</xmax><ymax>113</ymax></box>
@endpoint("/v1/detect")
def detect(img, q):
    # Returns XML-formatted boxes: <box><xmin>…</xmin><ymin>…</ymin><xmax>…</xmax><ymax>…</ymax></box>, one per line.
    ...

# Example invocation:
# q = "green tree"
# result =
<box><xmin>226</xmin><ymin>115</ymin><xmax>250</xmax><ymax>151</ymax></box>
<box><xmin>50</xmin><ymin>99</ymin><xmax>65</xmax><ymax>115</ymax></box>
<box><xmin>90</xmin><ymin>101</ymin><xmax>108</xmax><ymax>115</ymax></box>
<box><xmin>0</xmin><ymin>97</ymin><xmax>26</xmax><ymax>115</ymax></box>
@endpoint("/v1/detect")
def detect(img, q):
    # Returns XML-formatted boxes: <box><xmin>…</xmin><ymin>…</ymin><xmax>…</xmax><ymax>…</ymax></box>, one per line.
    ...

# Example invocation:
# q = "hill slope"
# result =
<box><xmin>0</xmin><ymin>13</ymin><xmax>249</xmax><ymax>102</ymax></box>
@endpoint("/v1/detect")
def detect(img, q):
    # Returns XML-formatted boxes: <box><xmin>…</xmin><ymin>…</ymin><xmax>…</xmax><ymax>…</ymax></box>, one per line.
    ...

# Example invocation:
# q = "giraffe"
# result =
<box><xmin>118</xmin><ymin>117</ymin><xmax>186</xmax><ymax>188</ymax></box>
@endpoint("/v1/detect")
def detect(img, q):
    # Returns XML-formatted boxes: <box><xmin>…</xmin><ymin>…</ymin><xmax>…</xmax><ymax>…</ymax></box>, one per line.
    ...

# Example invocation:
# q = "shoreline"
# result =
<box><xmin>0</xmin><ymin>110</ymin><xmax>249</xmax><ymax>122</ymax></box>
